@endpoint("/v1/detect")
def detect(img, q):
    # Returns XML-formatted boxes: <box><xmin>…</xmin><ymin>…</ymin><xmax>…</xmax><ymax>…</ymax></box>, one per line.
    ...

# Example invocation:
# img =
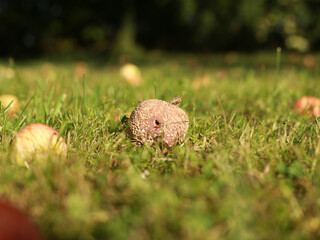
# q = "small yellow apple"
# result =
<box><xmin>191</xmin><ymin>74</ymin><xmax>211</xmax><ymax>90</ymax></box>
<box><xmin>0</xmin><ymin>94</ymin><xmax>20</xmax><ymax>117</ymax></box>
<box><xmin>120</xmin><ymin>63</ymin><xmax>142</xmax><ymax>86</ymax></box>
<box><xmin>13</xmin><ymin>123</ymin><xmax>67</xmax><ymax>167</ymax></box>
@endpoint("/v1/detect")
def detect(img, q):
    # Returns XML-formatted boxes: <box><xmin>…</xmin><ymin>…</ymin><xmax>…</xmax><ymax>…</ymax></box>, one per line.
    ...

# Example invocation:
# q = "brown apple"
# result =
<box><xmin>127</xmin><ymin>97</ymin><xmax>189</xmax><ymax>146</ymax></box>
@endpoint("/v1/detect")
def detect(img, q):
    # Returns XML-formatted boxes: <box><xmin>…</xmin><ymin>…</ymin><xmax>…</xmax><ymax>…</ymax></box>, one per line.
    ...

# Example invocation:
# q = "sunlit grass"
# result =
<box><xmin>0</xmin><ymin>52</ymin><xmax>320</xmax><ymax>240</ymax></box>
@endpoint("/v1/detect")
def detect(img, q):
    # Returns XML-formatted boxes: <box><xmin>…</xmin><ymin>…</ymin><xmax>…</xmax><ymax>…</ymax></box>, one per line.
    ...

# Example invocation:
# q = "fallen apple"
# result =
<box><xmin>127</xmin><ymin>97</ymin><xmax>189</xmax><ymax>146</ymax></box>
<box><xmin>0</xmin><ymin>94</ymin><xmax>20</xmax><ymax>117</ymax></box>
<box><xmin>120</xmin><ymin>63</ymin><xmax>142</xmax><ymax>86</ymax></box>
<box><xmin>13</xmin><ymin>123</ymin><xmax>67</xmax><ymax>166</ymax></box>
<box><xmin>0</xmin><ymin>200</ymin><xmax>42</xmax><ymax>240</ymax></box>
<box><xmin>191</xmin><ymin>74</ymin><xmax>211</xmax><ymax>90</ymax></box>
<box><xmin>293</xmin><ymin>96</ymin><xmax>320</xmax><ymax>118</ymax></box>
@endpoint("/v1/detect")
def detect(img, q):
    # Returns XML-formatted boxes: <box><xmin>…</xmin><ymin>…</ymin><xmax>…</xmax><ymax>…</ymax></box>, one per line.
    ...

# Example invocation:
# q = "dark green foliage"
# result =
<box><xmin>1</xmin><ymin>0</ymin><xmax>320</xmax><ymax>56</ymax></box>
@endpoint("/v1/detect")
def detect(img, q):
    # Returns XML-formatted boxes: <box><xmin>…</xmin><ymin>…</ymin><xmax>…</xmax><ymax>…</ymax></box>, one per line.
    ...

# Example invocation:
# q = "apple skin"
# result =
<box><xmin>119</xmin><ymin>63</ymin><xmax>142</xmax><ymax>86</ymax></box>
<box><xmin>0</xmin><ymin>95</ymin><xmax>20</xmax><ymax>117</ymax></box>
<box><xmin>13</xmin><ymin>123</ymin><xmax>67</xmax><ymax>166</ymax></box>
<box><xmin>0</xmin><ymin>200</ymin><xmax>42</xmax><ymax>240</ymax></box>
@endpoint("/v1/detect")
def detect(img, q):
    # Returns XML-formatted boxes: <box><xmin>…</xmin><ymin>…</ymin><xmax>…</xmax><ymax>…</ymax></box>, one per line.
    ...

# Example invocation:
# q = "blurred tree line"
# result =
<box><xmin>1</xmin><ymin>0</ymin><xmax>320</xmax><ymax>57</ymax></box>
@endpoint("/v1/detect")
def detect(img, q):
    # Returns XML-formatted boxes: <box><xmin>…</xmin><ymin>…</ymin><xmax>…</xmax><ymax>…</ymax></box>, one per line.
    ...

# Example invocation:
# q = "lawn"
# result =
<box><xmin>0</xmin><ymin>52</ymin><xmax>320</xmax><ymax>240</ymax></box>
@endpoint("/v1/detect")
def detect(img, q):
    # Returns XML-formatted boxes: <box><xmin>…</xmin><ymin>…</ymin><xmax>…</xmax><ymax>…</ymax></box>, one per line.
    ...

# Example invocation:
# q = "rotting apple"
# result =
<box><xmin>127</xmin><ymin>97</ymin><xmax>189</xmax><ymax>147</ymax></box>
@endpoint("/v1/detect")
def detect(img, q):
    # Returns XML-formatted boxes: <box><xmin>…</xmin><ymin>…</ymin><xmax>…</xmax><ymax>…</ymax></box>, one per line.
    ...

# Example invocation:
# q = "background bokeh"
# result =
<box><xmin>1</xmin><ymin>0</ymin><xmax>320</xmax><ymax>57</ymax></box>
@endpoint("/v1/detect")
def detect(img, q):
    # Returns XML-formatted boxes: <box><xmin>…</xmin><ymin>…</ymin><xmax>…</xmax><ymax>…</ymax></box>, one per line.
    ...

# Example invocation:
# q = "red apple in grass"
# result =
<box><xmin>0</xmin><ymin>200</ymin><xmax>42</xmax><ymax>240</ymax></box>
<box><xmin>293</xmin><ymin>96</ymin><xmax>320</xmax><ymax>118</ymax></box>
<box><xmin>127</xmin><ymin>97</ymin><xmax>189</xmax><ymax>146</ymax></box>
<box><xmin>13</xmin><ymin>123</ymin><xmax>67</xmax><ymax>166</ymax></box>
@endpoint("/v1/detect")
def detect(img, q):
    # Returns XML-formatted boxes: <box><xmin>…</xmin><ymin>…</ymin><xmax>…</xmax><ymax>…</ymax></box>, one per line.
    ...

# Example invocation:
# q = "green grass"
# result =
<box><xmin>0</xmin><ymin>52</ymin><xmax>320</xmax><ymax>240</ymax></box>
